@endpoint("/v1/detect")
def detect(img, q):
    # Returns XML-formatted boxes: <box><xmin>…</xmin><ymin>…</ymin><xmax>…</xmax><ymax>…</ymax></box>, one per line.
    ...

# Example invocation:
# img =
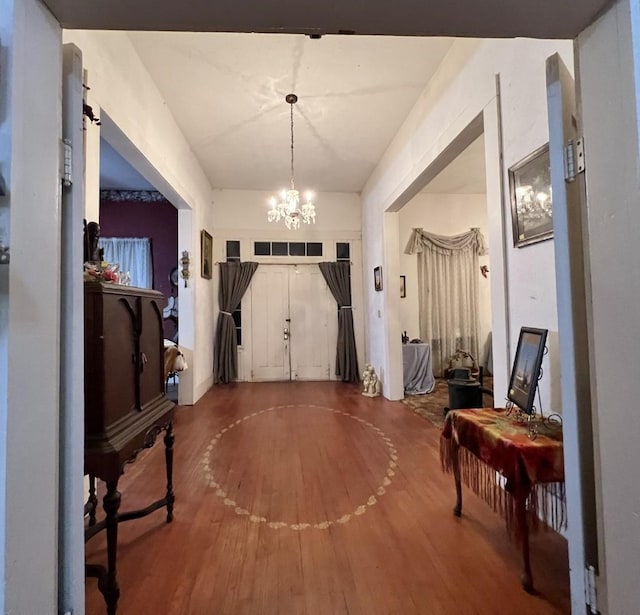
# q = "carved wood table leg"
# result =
<box><xmin>103</xmin><ymin>480</ymin><xmax>122</xmax><ymax>615</ymax></box>
<box><xmin>164</xmin><ymin>421</ymin><xmax>175</xmax><ymax>522</ymax></box>
<box><xmin>515</xmin><ymin>484</ymin><xmax>534</xmax><ymax>593</ymax></box>
<box><xmin>451</xmin><ymin>440</ymin><xmax>462</xmax><ymax>517</ymax></box>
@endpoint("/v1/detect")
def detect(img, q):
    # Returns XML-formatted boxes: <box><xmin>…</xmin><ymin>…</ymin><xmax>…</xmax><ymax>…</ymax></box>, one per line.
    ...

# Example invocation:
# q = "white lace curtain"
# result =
<box><xmin>405</xmin><ymin>227</ymin><xmax>487</xmax><ymax>377</ymax></box>
<box><xmin>99</xmin><ymin>237</ymin><xmax>153</xmax><ymax>289</ymax></box>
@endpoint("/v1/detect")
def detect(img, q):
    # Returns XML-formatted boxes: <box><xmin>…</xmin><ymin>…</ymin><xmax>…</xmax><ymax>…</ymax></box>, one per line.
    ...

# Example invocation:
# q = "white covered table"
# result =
<box><xmin>402</xmin><ymin>343</ymin><xmax>435</xmax><ymax>394</ymax></box>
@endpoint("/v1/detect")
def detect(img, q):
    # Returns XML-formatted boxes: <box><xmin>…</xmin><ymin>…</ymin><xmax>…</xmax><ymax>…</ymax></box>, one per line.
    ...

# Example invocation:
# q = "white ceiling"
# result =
<box><xmin>422</xmin><ymin>135</ymin><xmax>486</xmax><ymax>194</ymax></box>
<box><xmin>125</xmin><ymin>32</ymin><xmax>454</xmax><ymax>194</ymax></box>
<box><xmin>54</xmin><ymin>0</ymin><xmax>609</xmax><ymax>196</ymax></box>
<box><xmin>99</xmin><ymin>140</ymin><xmax>155</xmax><ymax>190</ymax></box>
<box><xmin>100</xmin><ymin>33</ymin><xmax>487</xmax><ymax>196</ymax></box>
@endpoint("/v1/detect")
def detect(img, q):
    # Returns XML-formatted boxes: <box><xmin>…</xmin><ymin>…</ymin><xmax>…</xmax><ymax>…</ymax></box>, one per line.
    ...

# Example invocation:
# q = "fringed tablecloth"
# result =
<box><xmin>440</xmin><ymin>408</ymin><xmax>566</xmax><ymax>538</ymax></box>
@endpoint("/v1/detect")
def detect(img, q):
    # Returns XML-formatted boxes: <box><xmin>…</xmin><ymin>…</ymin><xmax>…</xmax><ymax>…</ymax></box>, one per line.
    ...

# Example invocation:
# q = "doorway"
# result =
<box><xmin>98</xmin><ymin>115</ymin><xmax>196</xmax><ymax>404</ymax></box>
<box><xmin>397</xmin><ymin>131</ymin><xmax>493</xmax><ymax>380</ymax></box>
<box><xmin>250</xmin><ymin>264</ymin><xmax>334</xmax><ymax>381</ymax></box>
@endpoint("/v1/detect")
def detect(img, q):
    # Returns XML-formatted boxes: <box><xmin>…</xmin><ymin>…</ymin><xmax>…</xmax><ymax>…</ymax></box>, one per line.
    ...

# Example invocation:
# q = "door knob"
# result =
<box><xmin>283</xmin><ymin>328</ymin><xmax>289</xmax><ymax>340</ymax></box>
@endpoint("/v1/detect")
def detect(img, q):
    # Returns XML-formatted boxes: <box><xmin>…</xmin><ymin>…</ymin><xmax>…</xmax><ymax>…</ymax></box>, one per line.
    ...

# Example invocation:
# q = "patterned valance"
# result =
<box><xmin>405</xmin><ymin>227</ymin><xmax>488</xmax><ymax>257</ymax></box>
<box><xmin>100</xmin><ymin>190</ymin><xmax>167</xmax><ymax>203</ymax></box>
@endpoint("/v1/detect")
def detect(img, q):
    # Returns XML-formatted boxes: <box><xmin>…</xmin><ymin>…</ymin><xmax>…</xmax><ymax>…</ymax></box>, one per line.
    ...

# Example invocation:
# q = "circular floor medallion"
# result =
<box><xmin>200</xmin><ymin>404</ymin><xmax>398</xmax><ymax>530</ymax></box>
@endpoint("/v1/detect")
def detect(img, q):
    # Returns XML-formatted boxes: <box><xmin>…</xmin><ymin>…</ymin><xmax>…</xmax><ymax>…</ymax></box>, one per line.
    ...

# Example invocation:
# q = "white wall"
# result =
<box><xmin>212</xmin><ymin>189</ymin><xmax>361</xmax><ymax>233</ymax></box>
<box><xmin>362</xmin><ymin>37</ymin><xmax>573</xmax><ymax>413</ymax></box>
<box><xmin>2</xmin><ymin>0</ymin><xmax>62</xmax><ymax>611</ymax></box>
<box><xmin>398</xmin><ymin>193</ymin><xmax>492</xmax><ymax>367</ymax></box>
<box><xmin>62</xmin><ymin>30</ymin><xmax>216</xmax><ymax>404</ymax></box>
<box><xmin>211</xmin><ymin>189</ymin><xmax>364</xmax><ymax>381</ymax></box>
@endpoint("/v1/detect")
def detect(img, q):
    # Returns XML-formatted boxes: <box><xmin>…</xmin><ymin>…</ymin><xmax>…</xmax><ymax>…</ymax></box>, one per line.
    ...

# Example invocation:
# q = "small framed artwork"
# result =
<box><xmin>374</xmin><ymin>266</ymin><xmax>383</xmax><ymax>291</ymax></box>
<box><xmin>508</xmin><ymin>143</ymin><xmax>553</xmax><ymax>248</ymax></box>
<box><xmin>201</xmin><ymin>229</ymin><xmax>213</xmax><ymax>279</ymax></box>
<box><xmin>400</xmin><ymin>275</ymin><xmax>406</xmax><ymax>298</ymax></box>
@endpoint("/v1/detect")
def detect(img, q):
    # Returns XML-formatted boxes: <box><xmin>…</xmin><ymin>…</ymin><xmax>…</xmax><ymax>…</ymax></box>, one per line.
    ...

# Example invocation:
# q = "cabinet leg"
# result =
<box><xmin>451</xmin><ymin>441</ymin><xmax>463</xmax><ymax>517</ymax></box>
<box><xmin>164</xmin><ymin>421</ymin><xmax>175</xmax><ymax>522</ymax></box>
<box><xmin>88</xmin><ymin>475</ymin><xmax>98</xmax><ymax>526</ymax></box>
<box><xmin>103</xmin><ymin>480</ymin><xmax>121</xmax><ymax>615</ymax></box>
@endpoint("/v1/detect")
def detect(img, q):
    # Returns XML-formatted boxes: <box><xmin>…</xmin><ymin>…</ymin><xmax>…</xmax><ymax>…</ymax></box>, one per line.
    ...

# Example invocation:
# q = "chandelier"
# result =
<box><xmin>267</xmin><ymin>94</ymin><xmax>316</xmax><ymax>230</ymax></box>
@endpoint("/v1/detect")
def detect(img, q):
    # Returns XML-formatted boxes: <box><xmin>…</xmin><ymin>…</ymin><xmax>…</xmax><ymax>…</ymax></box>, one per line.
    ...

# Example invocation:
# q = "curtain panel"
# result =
<box><xmin>213</xmin><ymin>261</ymin><xmax>258</xmax><ymax>384</ymax></box>
<box><xmin>318</xmin><ymin>261</ymin><xmax>360</xmax><ymax>383</ymax></box>
<box><xmin>99</xmin><ymin>237</ymin><xmax>153</xmax><ymax>288</ymax></box>
<box><xmin>405</xmin><ymin>227</ymin><xmax>486</xmax><ymax>377</ymax></box>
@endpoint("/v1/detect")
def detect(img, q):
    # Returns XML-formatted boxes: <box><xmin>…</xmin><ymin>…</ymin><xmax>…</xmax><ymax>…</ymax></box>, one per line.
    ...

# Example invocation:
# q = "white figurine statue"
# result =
<box><xmin>361</xmin><ymin>364</ymin><xmax>381</xmax><ymax>397</ymax></box>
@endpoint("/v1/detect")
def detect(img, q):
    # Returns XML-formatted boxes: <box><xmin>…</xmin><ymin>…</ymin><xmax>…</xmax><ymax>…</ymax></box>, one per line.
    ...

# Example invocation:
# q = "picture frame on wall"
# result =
<box><xmin>508</xmin><ymin>143</ymin><xmax>553</xmax><ymax>248</ymax></box>
<box><xmin>400</xmin><ymin>275</ymin><xmax>406</xmax><ymax>298</ymax></box>
<box><xmin>201</xmin><ymin>229</ymin><xmax>213</xmax><ymax>279</ymax></box>
<box><xmin>374</xmin><ymin>266</ymin><xmax>383</xmax><ymax>291</ymax></box>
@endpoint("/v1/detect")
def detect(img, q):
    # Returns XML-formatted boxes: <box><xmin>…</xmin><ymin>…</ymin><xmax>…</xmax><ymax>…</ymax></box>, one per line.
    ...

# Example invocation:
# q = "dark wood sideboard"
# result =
<box><xmin>84</xmin><ymin>282</ymin><xmax>176</xmax><ymax>615</ymax></box>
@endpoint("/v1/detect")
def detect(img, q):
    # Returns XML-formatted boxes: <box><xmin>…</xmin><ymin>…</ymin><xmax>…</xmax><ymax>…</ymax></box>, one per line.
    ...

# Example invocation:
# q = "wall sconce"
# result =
<box><xmin>180</xmin><ymin>251</ymin><xmax>190</xmax><ymax>287</ymax></box>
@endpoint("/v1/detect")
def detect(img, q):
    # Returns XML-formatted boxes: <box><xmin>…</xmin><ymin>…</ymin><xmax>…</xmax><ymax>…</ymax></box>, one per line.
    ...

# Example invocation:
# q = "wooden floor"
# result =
<box><xmin>85</xmin><ymin>382</ymin><xmax>570</xmax><ymax>615</ymax></box>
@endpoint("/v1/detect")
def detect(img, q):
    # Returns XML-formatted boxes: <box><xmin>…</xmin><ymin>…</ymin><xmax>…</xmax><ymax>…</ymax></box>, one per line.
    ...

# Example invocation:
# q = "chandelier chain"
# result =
<box><xmin>267</xmin><ymin>93</ymin><xmax>316</xmax><ymax>230</ymax></box>
<box><xmin>290</xmin><ymin>101</ymin><xmax>295</xmax><ymax>190</ymax></box>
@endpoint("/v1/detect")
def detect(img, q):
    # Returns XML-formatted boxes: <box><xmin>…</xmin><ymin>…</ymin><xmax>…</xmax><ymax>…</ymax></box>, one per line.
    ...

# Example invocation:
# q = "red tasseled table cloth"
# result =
<box><xmin>440</xmin><ymin>407</ymin><xmax>566</xmax><ymax>591</ymax></box>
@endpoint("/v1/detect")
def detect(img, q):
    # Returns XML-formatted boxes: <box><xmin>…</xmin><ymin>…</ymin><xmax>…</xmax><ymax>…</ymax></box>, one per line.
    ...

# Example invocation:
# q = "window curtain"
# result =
<box><xmin>213</xmin><ymin>261</ymin><xmax>258</xmax><ymax>384</ymax></box>
<box><xmin>405</xmin><ymin>227</ymin><xmax>487</xmax><ymax>377</ymax></box>
<box><xmin>318</xmin><ymin>261</ymin><xmax>360</xmax><ymax>383</ymax></box>
<box><xmin>98</xmin><ymin>237</ymin><xmax>153</xmax><ymax>289</ymax></box>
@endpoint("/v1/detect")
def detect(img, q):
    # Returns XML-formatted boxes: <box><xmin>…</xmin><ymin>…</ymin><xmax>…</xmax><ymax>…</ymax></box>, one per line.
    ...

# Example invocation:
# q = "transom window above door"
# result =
<box><xmin>253</xmin><ymin>241</ymin><xmax>323</xmax><ymax>257</ymax></box>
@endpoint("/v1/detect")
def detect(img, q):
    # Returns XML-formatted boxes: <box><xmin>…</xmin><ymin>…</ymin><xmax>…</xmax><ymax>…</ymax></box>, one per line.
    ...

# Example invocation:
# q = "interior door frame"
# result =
<box><xmin>546</xmin><ymin>52</ymin><xmax>598</xmax><ymax>611</ymax></box>
<box><xmin>60</xmin><ymin>42</ymin><xmax>87</xmax><ymax>614</ymax></box>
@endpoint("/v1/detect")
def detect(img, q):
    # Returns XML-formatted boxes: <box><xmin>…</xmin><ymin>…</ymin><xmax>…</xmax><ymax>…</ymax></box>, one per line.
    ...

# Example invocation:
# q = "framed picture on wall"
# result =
<box><xmin>508</xmin><ymin>143</ymin><xmax>553</xmax><ymax>247</ymax></box>
<box><xmin>201</xmin><ymin>229</ymin><xmax>213</xmax><ymax>279</ymax></box>
<box><xmin>374</xmin><ymin>266</ymin><xmax>383</xmax><ymax>291</ymax></box>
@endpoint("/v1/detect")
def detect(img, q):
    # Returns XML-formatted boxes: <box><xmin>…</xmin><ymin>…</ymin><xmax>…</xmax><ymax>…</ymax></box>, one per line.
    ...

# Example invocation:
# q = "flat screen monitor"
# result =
<box><xmin>507</xmin><ymin>327</ymin><xmax>548</xmax><ymax>415</ymax></box>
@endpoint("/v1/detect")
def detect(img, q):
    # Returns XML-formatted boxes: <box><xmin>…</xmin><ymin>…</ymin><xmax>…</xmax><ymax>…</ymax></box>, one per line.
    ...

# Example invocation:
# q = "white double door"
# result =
<box><xmin>250</xmin><ymin>265</ymin><xmax>334</xmax><ymax>381</ymax></box>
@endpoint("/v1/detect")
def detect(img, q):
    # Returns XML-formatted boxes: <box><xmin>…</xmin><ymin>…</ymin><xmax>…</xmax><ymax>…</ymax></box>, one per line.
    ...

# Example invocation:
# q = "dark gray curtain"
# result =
<box><xmin>213</xmin><ymin>261</ymin><xmax>258</xmax><ymax>383</ymax></box>
<box><xmin>318</xmin><ymin>261</ymin><xmax>359</xmax><ymax>383</ymax></box>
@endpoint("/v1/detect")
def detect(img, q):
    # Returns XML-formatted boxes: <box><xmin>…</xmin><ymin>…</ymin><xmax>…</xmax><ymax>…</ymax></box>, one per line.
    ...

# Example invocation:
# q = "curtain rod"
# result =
<box><xmin>215</xmin><ymin>260</ymin><xmax>353</xmax><ymax>265</ymax></box>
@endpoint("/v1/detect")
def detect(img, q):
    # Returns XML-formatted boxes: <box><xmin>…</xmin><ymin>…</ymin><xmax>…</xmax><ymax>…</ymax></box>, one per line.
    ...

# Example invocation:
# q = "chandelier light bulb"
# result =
<box><xmin>267</xmin><ymin>93</ymin><xmax>317</xmax><ymax>229</ymax></box>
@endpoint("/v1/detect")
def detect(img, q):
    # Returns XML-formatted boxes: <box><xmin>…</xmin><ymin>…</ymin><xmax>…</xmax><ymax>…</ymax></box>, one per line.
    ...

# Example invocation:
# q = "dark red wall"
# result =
<box><xmin>99</xmin><ymin>199</ymin><xmax>178</xmax><ymax>339</ymax></box>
